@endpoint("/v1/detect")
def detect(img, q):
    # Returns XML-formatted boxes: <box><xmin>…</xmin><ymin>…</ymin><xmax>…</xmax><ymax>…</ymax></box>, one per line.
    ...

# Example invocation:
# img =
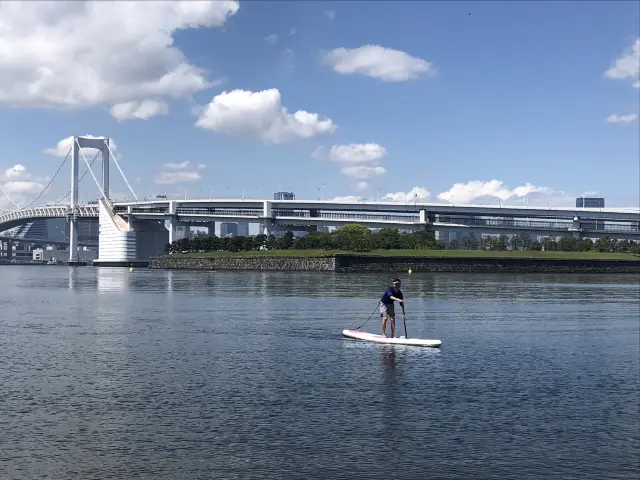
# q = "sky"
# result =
<box><xmin>0</xmin><ymin>0</ymin><xmax>638</xmax><ymax>211</ymax></box>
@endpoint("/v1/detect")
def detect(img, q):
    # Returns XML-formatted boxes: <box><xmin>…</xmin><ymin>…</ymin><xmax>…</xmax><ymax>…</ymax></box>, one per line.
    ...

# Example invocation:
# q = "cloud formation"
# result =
<box><xmin>155</xmin><ymin>161</ymin><xmax>204</xmax><ymax>185</ymax></box>
<box><xmin>606</xmin><ymin>113</ymin><xmax>638</xmax><ymax>124</ymax></box>
<box><xmin>383</xmin><ymin>186</ymin><xmax>431</xmax><ymax>202</ymax></box>
<box><xmin>0</xmin><ymin>1</ymin><xmax>238</xmax><ymax>119</ymax></box>
<box><xmin>329</xmin><ymin>143</ymin><xmax>387</xmax><ymax>163</ymax></box>
<box><xmin>0</xmin><ymin>164</ymin><xmax>47</xmax><ymax>210</ymax></box>
<box><xmin>195</xmin><ymin>88</ymin><xmax>336</xmax><ymax>144</ymax></box>
<box><xmin>324</xmin><ymin>45</ymin><xmax>435</xmax><ymax>82</ymax></box>
<box><xmin>604</xmin><ymin>38</ymin><xmax>640</xmax><ymax>88</ymax></box>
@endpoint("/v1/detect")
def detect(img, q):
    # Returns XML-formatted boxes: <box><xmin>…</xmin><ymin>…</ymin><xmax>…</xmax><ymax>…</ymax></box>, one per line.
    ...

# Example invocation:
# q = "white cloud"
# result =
<box><xmin>606</xmin><ymin>113</ymin><xmax>638</xmax><ymax>124</ymax></box>
<box><xmin>162</xmin><ymin>161</ymin><xmax>191</xmax><ymax>170</ymax></box>
<box><xmin>341</xmin><ymin>165</ymin><xmax>387</xmax><ymax>179</ymax></box>
<box><xmin>43</xmin><ymin>135</ymin><xmax>118</xmax><ymax>159</ymax></box>
<box><xmin>1</xmin><ymin>181</ymin><xmax>44</xmax><ymax>194</ymax></box>
<box><xmin>197</xmin><ymin>163</ymin><xmax>207</xmax><ymax>170</ymax></box>
<box><xmin>0</xmin><ymin>1</ymin><xmax>239</xmax><ymax>119</ymax></box>
<box><xmin>4</xmin><ymin>164</ymin><xmax>27</xmax><ymax>179</ymax></box>
<box><xmin>604</xmin><ymin>38</ymin><xmax>640</xmax><ymax>88</ymax></box>
<box><xmin>383</xmin><ymin>186</ymin><xmax>431</xmax><ymax>202</ymax></box>
<box><xmin>265</xmin><ymin>34</ymin><xmax>278</xmax><ymax>46</ymax></box>
<box><xmin>324</xmin><ymin>9</ymin><xmax>336</xmax><ymax>20</ymax></box>
<box><xmin>195</xmin><ymin>88</ymin><xmax>336</xmax><ymax>144</ymax></box>
<box><xmin>436</xmin><ymin>180</ymin><xmax>573</xmax><ymax>207</ymax></box>
<box><xmin>155</xmin><ymin>160</ymin><xmax>202</xmax><ymax>184</ymax></box>
<box><xmin>155</xmin><ymin>171</ymin><xmax>201</xmax><ymax>185</ymax></box>
<box><xmin>355</xmin><ymin>181</ymin><xmax>369</xmax><ymax>192</ymax></box>
<box><xmin>0</xmin><ymin>164</ymin><xmax>48</xmax><ymax>210</ymax></box>
<box><xmin>110</xmin><ymin>100</ymin><xmax>169</xmax><ymax>121</ymax></box>
<box><xmin>329</xmin><ymin>143</ymin><xmax>387</xmax><ymax>163</ymax></box>
<box><xmin>332</xmin><ymin>195</ymin><xmax>362</xmax><ymax>202</ymax></box>
<box><xmin>324</xmin><ymin>45</ymin><xmax>435</xmax><ymax>82</ymax></box>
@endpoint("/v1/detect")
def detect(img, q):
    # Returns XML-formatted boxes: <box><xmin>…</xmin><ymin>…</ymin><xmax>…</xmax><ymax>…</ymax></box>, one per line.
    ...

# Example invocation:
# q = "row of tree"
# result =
<box><xmin>164</xmin><ymin>224</ymin><xmax>640</xmax><ymax>255</ymax></box>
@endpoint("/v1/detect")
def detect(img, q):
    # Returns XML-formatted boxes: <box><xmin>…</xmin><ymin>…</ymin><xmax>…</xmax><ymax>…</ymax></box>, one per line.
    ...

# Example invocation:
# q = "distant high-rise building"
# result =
<box><xmin>576</xmin><ymin>197</ymin><xmax>605</xmax><ymax>208</ymax></box>
<box><xmin>274</xmin><ymin>191</ymin><xmax>295</xmax><ymax>200</ymax></box>
<box><xmin>220</xmin><ymin>222</ymin><xmax>238</xmax><ymax>237</ymax></box>
<box><xmin>237</xmin><ymin>221</ymin><xmax>249</xmax><ymax>237</ymax></box>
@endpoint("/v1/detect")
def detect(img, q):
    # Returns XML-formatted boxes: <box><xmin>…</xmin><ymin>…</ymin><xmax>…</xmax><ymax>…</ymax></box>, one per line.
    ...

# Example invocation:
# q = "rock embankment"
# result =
<box><xmin>149</xmin><ymin>254</ymin><xmax>640</xmax><ymax>273</ymax></box>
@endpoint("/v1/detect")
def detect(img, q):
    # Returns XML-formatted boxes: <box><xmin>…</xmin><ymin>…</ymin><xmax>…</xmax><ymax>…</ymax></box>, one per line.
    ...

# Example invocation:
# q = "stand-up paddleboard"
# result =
<box><xmin>342</xmin><ymin>329</ymin><xmax>441</xmax><ymax>347</ymax></box>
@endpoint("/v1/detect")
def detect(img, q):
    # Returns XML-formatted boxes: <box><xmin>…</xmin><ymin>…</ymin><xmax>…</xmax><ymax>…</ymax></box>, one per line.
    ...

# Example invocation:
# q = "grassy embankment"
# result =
<box><xmin>180</xmin><ymin>249</ymin><xmax>640</xmax><ymax>261</ymax></box>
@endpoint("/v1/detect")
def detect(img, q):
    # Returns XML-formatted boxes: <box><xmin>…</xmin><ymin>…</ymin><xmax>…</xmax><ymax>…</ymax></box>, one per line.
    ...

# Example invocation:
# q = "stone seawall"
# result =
<box><xmin>150</xmin><ymin>255</ymin><xmax>336</xmax><ymax>271</ymax></box>
<box><xmin>150</xmin><ymin>254</ymin><xmax>640</xmax><ymax>273</ymax></box>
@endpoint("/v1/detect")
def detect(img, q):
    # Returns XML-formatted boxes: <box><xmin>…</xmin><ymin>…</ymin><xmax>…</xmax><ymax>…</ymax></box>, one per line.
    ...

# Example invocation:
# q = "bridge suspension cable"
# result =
<box><xmin>0</xmin><ymin>146</ymin><xmax>72</xmax><ymax>212</ymax></box>
<box><xmin>104</xmin><ymin>140</ymin><xmax>138</xmax><ymax>201</ymax></box>
<box><xmin>52</xmin><ymin>150</ymin><xmax>101</xmax><ymax>204</ymax></box>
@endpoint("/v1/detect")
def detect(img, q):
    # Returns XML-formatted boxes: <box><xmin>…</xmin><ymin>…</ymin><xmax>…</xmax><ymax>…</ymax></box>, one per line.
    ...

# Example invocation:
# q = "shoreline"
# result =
<box><xmin>149</xmin><ymin>252</ymin><xmax>640</xmax><ymax>274</ymax></box>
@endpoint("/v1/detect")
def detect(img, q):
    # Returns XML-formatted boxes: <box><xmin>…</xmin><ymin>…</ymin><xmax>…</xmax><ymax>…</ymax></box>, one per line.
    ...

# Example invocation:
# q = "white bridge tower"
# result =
<box><xmin>69</xmin><ymin>136</ymin><xmax>111</xmax><ymax>263</ymax></box>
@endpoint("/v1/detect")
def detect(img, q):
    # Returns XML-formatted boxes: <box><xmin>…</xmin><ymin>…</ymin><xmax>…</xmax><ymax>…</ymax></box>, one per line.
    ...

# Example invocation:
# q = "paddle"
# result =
<box><xmin>401</xmin><ymin>302</ymin><xmax>408</xmax><ymax>338</ymax></box>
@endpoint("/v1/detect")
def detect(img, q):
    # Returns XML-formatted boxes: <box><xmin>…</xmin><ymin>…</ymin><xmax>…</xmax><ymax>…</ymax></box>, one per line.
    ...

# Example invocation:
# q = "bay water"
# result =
<box><xmin>1</xmin><ymin>267</ymin><xmax>638</xmax><ymax>479</ymax></box>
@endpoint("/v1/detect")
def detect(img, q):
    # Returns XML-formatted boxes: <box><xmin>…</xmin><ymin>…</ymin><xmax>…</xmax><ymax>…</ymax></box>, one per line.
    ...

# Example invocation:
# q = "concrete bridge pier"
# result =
<box><xmin>418</xmin><ymin>209</ymin><xmax>436</xmax><ymax>231</ymax></box>
<box><xmin>260</xmin><ymin>200</ymin><xmax>273</xmax><ymax>236</ymax></box>
<box><xmin>569</xmin><ymin>216</ymin><xmax>583</xmax><ymax>240</ymax></box>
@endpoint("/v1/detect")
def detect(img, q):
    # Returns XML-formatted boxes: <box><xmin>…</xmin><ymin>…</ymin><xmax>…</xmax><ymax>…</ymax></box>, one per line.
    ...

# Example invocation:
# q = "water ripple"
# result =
<box><xmin>0</xmin><ymin>267</ymin><xmax>637</xmax><ymax>479</ymax></box>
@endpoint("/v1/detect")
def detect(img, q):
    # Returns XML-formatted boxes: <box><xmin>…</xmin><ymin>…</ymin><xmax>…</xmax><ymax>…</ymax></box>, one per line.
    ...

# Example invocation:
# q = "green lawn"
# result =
<box><xmin>177</xmin><ymin>249</ymin><xmax>640</xmax><ymax>261</ymax></box>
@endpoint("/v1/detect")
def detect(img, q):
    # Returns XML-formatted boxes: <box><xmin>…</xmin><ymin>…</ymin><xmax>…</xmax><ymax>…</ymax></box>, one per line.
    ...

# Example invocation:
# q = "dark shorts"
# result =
<box><xmin>379</xmin><ymin>301</ymin><xmax>395</xmax><ymax>317</ymax></box>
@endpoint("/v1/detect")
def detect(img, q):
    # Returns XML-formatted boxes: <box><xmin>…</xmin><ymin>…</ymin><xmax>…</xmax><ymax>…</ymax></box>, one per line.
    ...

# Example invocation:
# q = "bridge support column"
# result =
<box><xmin>168</xmin><ymin>218</ymin><xmax>190</xmax><ymax>244</ymax></box>
<box><xmin>569</xmin><ymin>216</ymin><xmax>582</xmax><ymax>240</ymax></box>
<box><xmin>418</xmin><ymin>209</ymin><xmax>435</xmax><ymax>231</ymax></box>
<box><xmin>70</xmin><ymin>140</ymin><xmax>79</xmax><ymax>263</ymax></box>
<box><xmin>261</xmin><ymin>200</ymin><xmax>273</xmax><ymax>236</ymax></box>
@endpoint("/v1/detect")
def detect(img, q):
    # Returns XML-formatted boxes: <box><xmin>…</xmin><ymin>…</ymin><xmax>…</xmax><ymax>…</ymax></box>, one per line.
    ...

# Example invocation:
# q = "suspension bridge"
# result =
<box><xmin>1</xmin><ymin>135</ymin><xmax>639</xmax><ymax>265</ymax></box>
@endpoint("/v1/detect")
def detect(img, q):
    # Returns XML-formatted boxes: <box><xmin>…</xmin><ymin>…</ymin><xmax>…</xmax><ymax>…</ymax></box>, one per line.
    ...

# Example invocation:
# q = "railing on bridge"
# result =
<box><xmin>114</xmin><ymin>204</ymin><xmax>639</xmax><ymax>234</ymax></box>
<box><xmin>177</xmin><ymin>207</ymin><xmax>263</xmax><ymax>217</ymax></box>
<box><xmin>437</xmin><ymin>215</ymin><xmax>639</xmax><ymax>233</ymax></box>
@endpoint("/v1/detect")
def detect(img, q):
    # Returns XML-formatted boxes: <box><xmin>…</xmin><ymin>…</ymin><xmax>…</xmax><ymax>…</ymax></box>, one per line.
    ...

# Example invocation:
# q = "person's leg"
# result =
<box><xmin>380</xmin><ymin>302</ymin><xmax>388</xmax><ymax>336</ymax></box>
<box><xmin>388</xmin><ymin>303</ymin><xmax>396</xmax><ymax>338</ymax></box>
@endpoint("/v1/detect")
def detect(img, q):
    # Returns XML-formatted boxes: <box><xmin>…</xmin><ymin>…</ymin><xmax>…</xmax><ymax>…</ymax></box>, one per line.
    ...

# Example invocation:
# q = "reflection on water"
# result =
<box><xmin>0</xmin><ymin>267</ymin><xmax>638</xmax><ymax>480</ymax></box>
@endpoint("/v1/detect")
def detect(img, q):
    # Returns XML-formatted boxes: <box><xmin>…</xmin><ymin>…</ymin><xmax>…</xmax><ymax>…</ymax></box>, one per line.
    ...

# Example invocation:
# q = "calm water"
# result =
<box><xmin>1</xmin><ymin>267</ymin><xmax>638</xmax><ymax>479</ymax></box>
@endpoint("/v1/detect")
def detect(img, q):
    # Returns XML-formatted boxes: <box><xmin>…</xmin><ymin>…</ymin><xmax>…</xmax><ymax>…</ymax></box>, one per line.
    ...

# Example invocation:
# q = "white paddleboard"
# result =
<box><xmin>342</xmin><ymin>329</ymin><xmax>441</xmax><ymax>347</ymax></box>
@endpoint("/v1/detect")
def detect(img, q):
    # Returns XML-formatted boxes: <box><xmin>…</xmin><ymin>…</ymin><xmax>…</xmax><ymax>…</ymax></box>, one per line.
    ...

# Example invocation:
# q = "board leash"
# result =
<box><xmin>355</xmin><ymin>305</ymin><xmax>379</xmax><ymax>330</ymax></box>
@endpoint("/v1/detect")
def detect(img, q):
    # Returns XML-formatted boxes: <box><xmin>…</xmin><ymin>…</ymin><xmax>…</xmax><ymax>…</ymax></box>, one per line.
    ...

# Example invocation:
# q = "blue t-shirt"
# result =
<box><xmin>380</xmin><ymin>287</ymin><xmax>403</xmax><ymax>305</ymax></box>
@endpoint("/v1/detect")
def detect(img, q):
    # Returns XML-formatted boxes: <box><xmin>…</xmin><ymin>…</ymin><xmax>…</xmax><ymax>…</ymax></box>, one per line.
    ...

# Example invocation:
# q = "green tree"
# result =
<box><xmin>510</xmin><ymin>235</ymin><xmax>522</xmax><ymax>251</ymax></box>
<box><xmin>266</xmin><ymin>234</ymin><xmax>278</xmax><ymax>250</ymax></box>
<box><xmin>333</xmin><ymin>224</ymin><xmax>373</xmax><ymax>251</ymax></box>
<box><xmin>279</xmin><ymin>230</ymin><xmax>294</xmax><ymax>249</ymax></box>
<box><xmin>242</xmin><ymin>236</ymin><xmax>254</xmax><ymax>251</ymax></box>
<box><xmin>374</xmin><ymin>228</ymin><xmax>402</xmax><ymax>249</ymax></box>
<box><xmin>253</xmin><ymin>233</ymin><xmax>267</xmax><ymax>250</ymax></box>
<box><xmin>520</xmin><ymin>233</ymin><xmax>533</xmax><ymax>250</ymax></box>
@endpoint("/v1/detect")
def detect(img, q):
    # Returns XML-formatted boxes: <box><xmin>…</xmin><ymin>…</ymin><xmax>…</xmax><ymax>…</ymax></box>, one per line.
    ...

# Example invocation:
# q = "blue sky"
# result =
<box><xmin>0</xmin><ymin>0</ymin><xmax>638</xmax><ymax>209</ymax></box>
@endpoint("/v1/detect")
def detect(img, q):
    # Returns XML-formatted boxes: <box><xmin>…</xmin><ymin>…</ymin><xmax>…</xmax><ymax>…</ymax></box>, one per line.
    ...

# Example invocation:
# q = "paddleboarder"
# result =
<box><xmin>379</xmin><ymin>278</ymin><xmax>405</xmax><ymax>337</ymax></box>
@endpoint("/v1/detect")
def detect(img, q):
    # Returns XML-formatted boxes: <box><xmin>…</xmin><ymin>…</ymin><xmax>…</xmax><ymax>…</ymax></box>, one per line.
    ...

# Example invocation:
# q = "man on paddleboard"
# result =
<box><xmin>379</xmin><ymin>278</ymin><xmax>404</xmax><ymax>337</ymax></box>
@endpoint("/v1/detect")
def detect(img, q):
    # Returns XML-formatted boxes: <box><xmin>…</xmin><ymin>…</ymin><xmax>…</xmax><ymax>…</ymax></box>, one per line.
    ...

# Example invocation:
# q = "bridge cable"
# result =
<box><xmin>0</xmin><ymin>146</ymin><xmax>71</xmax><ymax>212</ymax></box>
<box><xmin>104</xmin><ymin>140</ymin><xmax>138</xmax><ymax>201</ymax></box>
<box><xmin>52</xmin><ymin>150</ymin><xmax>101</xmax><ymax>204</ymax></box>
